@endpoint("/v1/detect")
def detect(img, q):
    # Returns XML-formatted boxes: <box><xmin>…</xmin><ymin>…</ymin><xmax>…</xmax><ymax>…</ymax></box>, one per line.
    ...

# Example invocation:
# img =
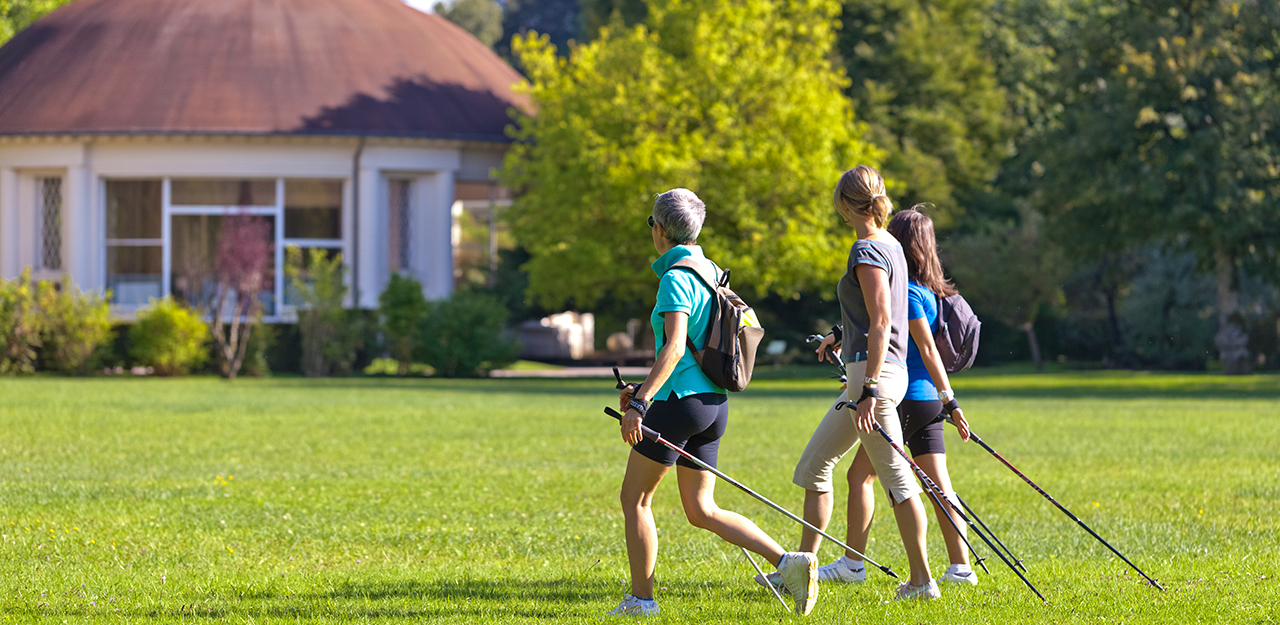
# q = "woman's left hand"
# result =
<box><xmin>621</xmin><ymin>408</ymin><xmax>645</xmax><ymax>446</ymax></box>
<box><xmin>854</xmin><ymin>397</ymin><xmax>876</xmax><ymax>434</ymax></box>
<box><xmin>949</xmin><ymin>407</ymin><xmax>970</xmax><ymax>442</ymax></box>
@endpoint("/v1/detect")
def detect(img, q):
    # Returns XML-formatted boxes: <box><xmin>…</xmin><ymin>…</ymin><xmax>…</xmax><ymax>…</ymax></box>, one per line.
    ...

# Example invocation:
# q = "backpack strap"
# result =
<box><xmin>662</xmin><ymin>257</ymin><xmax>723</xmax><ymax>354</ymax></box>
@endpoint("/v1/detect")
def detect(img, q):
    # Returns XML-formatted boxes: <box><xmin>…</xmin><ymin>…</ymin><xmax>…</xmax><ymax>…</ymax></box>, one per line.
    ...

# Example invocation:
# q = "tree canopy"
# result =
<box><xmin>0</xmin><ymin>0</ymin><xmax>74</xmax><ymax>44</ymax></box>
<box><xmin>503</xmin><ymin>0</ymin><xmax>882</xmax><ymax>308</ymax></box>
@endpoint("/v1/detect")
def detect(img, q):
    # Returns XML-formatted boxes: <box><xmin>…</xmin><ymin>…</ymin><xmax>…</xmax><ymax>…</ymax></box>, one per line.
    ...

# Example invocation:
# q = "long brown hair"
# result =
<box><xmin>834</xmin><ymin>165</ymin><xmax>893</xmax><ymax>228</ymax></box>
<box><xmin>886</xmin><ymin>205</ymin><xmax>956</xmax><ymax>296</ymax></box>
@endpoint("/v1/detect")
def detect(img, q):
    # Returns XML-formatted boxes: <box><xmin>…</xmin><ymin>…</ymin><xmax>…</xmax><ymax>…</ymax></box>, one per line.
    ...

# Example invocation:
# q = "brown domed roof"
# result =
<box><xmin>0</xmin><ymin>0</ymin><xmax>530</xmax><ymax>141</ymax></box>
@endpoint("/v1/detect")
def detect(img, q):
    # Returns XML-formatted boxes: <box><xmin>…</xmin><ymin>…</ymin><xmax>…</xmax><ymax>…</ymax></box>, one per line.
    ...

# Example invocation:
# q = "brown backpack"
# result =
<box><xmin>664</xmin><ymin>258</ymin><xmax>765</xmax><ymax>392</ymax></box>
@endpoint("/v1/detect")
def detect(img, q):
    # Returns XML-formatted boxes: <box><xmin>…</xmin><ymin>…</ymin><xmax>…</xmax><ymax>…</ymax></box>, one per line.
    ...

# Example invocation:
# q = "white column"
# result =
<box><xmin>418</xmin><ymin>170</ymin><xmax>455</xmax><ymax>301</ymax></box>
<box><xmin>355</xmin><ymin>164</ymin><xmax>380</xmax><ymax>308</ymax></box>
<box><xmin>64</xmin><ymin>164</ymin><xmax>100</xmax><ymax>291</ymax></box>
<box><xmin>0</xmin><ymin>168</ymin><xmax>17</xmax><ymax>278</ymax></box>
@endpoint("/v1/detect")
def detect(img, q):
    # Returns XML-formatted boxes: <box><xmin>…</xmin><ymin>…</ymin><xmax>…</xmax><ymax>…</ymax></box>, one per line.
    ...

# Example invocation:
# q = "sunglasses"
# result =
<box><xmin>648</xmin><ymin>215</ymin><xmax>659</xmax><ymax>228</ymax></box>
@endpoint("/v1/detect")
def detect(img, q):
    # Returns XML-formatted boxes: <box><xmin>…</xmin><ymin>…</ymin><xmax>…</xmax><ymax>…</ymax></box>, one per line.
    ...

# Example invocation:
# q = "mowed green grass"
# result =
<box><xmin>0</xmin><ymin>369</ymin><xmax>1277</xmax><ymax>623</ymax></box>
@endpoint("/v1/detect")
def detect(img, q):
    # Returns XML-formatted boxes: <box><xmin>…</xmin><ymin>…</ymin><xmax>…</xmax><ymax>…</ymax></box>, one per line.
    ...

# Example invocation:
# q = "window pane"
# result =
<box><xmin>38</xmin><ymin>177</ymin><xmax>62</xmax><ymax>270</ymax></box>
<box><xmin>171</xmin><ymin>179</ymin><xmax>276</xmax><ymax>206</ymax></box>
<box><xmin>387</xmin><ymin>179</ymin><xmax>410</xmax><ymax>272</ymax></box>
<box><xmin>284</xmin><ymin>179</ymin><xmax>342</xmax><ymax>239</ymax></box>
<box><xmin>107</xmin><ymin>246</ymin><xmax>162</xmax><ymax>305</ymax></box>
<box><xmin>106</xmin><ymin>180</ymin><xmax>162</xmax><ymax>239</ymax></box>
<box><xmin>171</xmin><ymin>214</ymin><xmax>277</xmax><ymax>316</ymax></box>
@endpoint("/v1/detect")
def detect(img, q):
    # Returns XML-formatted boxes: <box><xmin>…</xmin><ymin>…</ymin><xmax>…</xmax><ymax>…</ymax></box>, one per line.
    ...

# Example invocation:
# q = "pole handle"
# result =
<box><xmin>604</xmin><ymin>407</ymin><xmax>661</xmax><ymax>442</ymax></box>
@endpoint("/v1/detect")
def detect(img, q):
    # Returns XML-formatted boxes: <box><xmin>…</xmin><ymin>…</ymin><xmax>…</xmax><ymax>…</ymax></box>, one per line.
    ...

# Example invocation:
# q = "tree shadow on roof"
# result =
<box><xmin>296</xmin><ymin>77</ymin><xmax>525</xmax><ymax>142</ymax></box>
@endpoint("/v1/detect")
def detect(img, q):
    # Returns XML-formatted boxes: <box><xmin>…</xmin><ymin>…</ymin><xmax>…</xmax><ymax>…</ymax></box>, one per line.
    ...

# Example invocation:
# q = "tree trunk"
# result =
<box><xmin>1213</xmin><ymin>250</ymin><xmax>1252</xmax><ymax>375</ymax></box>
<box><xmin>1020</xmin><ymin>321</ymin><xmax>1043</xmax><ymax>371</ymax></box>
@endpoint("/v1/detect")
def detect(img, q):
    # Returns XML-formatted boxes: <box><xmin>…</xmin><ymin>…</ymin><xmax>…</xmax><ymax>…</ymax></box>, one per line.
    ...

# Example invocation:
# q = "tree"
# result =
<box><xmin>503</xmin><ymin>0</ymin><xmax>882</xmax><ymax>308</ymax></box>
<box><xmin>0</xmin><ymin>0</ymin><xmax>74</xmax><ymax>45</ymax></box>
<box><xmin>1033</xmin><ymin>0</ymin><xmax>1280</xmax><ymax>374</ymax></box>
<box><xmin>208</xmin><ymin>213</ymin><xmax>272</xmax><ymax>380</ymax></box>
<box><xmin>944</xmin><ymin>207</ymin><xmax>1067</xmax><ymax>370</ymax></box>
<box><xmin>495</xmin><ymin>0</ymin><xmax>583</xmax><ymax>59</ymax></box>
<box><xmin>433</xmin><ymin>0</ymin><xmax>503</xmax><ymax>48</ymax></box>
<box><xmin>378</xmin><ymin>273</ymin><xmax>430</xmax><ymax>376</ymax></box>
<box><xmin>836</xmin><ymin>0</ymin><xmax>1015</xmax><ymax>222</ymax></box>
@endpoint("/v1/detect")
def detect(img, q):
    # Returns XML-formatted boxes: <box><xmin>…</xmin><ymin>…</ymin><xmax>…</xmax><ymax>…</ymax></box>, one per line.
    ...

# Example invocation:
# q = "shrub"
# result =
<box><xmin>378</xmin><ymin>273</ymin><xmax>430</xmax><ymax>375</ymax></box>
<box><xmin>286</xmin><ymin>247</ymin><xmax>362</xmax><ymax>377</ymax></box>
<box><xmin>417</xmin><ymin>290</ymin><xmax>519</xmax><ymax>378</ymax></box>
<box><xmin>130</xmin><ymin>297</ymin><xmax>209</xmax><ymax>376</ymax></box>
<box><xmin>0</xmin><ymin>268</ymin><xmax>45</xmax><ymax>375</ymax></box>
<box><xmin>38</xmin><ymin>277</ymin><xmax>114</xmax><ymax>375</ymax></box>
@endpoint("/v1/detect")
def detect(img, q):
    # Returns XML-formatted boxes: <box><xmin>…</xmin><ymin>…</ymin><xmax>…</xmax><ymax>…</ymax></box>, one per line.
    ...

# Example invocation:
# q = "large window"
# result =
<box><xmin>106</xmin><ymin>177</ymin><xmax>343</xmax><ymax>316</ymax></box>
<box><xmin>106</xmin><ymin>180</ymin><xmax>163</xmax><ymax>305</ymax></box>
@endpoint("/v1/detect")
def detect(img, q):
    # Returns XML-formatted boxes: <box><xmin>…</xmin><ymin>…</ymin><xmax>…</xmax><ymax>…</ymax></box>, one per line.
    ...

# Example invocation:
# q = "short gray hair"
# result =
<box><xmin>652</xmin><ymin>188</ymin><xmax>705</xmax><ymax>245</ymax></box>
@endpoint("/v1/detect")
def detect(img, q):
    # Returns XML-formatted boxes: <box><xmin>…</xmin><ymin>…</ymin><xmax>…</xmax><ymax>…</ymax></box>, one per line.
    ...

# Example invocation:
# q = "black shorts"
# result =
<box><xmin>898</xmin><ymin>399</ymin><xmax>946</xmax><ymax>457</ymax></box>
<box><xmin>632</xmin><ymin>392</ymin><xmax>728</xmax><ymax>470</ymax></box>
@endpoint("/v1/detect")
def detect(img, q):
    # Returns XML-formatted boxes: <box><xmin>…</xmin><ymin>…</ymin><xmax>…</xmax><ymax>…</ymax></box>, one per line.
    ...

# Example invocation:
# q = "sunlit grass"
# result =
<box><xmin>0</xmin><ymin>369</ymin><xmax>1276</xmax><ymax>623</ymax></box>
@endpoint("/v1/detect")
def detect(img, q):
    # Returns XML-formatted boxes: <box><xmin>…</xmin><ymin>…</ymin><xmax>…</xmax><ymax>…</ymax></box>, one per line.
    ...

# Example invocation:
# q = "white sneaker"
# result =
<box><xmin>938</xmin><ymin>564</ymin><xmax>979</xmax><ymax>586</ymax></box>
<box><xmin>754</xmin><ymin>570</ymin><xmax>788</xmax><ymax>595</ymax></box>
<box><xmin>777</xmin><ymin>552</ymin><xmax>819</xmax><ymax>615</ymax></box>
<box><xmin>606</xmin><ymin>594</ymin><xmax>659</xmax><ymax>617</ymax></box>
<box><xmin>817</xmin><ymin>556</ymin><xmax>867</xmax><ymax>583</ymax></box>
<box><xmin>894</xmin><ymin>579</ymin><xmax>941</xmax><ymax>601</ymax></box>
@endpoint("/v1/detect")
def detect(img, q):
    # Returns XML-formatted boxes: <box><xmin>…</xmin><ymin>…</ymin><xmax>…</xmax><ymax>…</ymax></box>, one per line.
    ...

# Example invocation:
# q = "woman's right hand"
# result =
<box><xmin>621</xmin><ymin>408</ymin><xmax>645</xmax><ymax>446</ymax></box>
<box><xmin>816</xmin><ymin>333</ymin><xmax>840</xmax><ymax>364</ymax></box>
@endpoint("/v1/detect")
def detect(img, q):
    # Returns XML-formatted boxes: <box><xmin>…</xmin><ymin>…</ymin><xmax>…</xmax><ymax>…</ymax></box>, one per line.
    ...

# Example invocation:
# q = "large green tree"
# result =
<box><xmin>1033</xmin><ymin>0</ymin><xmax>1280</xmax><ymax>374</ymax></box>
<box><xmin>0</xmin><ymin>0</ymin><xmax>74</xmax><ymax>44</ymax></box>
<box><xmin>433</xmin><ymin>0</ymin><xmax>503</xmax><ymax>48</ymax></box>
<box><xmin>837</xmin><ymin>0</ymin><xmax>1014</xmax><ymax>223</ymax></box>
<box><xmin>503</xmin><ymin>0</ymin><xmax>882</xmax><ymax>307</ymax></box>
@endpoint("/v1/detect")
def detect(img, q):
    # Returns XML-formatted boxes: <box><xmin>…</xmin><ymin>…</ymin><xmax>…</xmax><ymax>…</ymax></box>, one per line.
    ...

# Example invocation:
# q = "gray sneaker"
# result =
<box><xmin>938</xmin><ymin>565</ymin><xmax>979</xmax><ymax>586</ymax></box>
<box><xmin>894</xmin><ymin>579</ymin><xmax>941</xmax><ymax>601</ymax></box>
<box><xmin>777</xmin><ymin>552</ymin><xmax>819</xmax><ymax>615</ymax></box>
<box><xmin>606</xmin><ymin>594</ymin><xmax>659</xmax><ymax>617</ymax></box>
<box><xmin>817</xmin><ymin>557</ymin><xmax>867</xmax><ymax>583</ymax></box>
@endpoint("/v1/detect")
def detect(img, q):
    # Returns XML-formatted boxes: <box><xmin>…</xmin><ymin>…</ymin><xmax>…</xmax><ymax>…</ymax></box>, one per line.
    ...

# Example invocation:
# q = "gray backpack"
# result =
<box><xmin>664</xmin><ymin>258</ymin><xmax>764</xmax><ymax>392</ymax></box>
<box><xmin>934</xmin><ymin>292</ymin><xmax>981</xmax><ymax>373</ymax></box>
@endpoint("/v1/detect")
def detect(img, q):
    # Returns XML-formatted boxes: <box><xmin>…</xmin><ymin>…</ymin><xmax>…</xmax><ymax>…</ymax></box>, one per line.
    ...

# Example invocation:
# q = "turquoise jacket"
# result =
<box><xmin>649</xmin><ymin>245</ymin><xmax>725</xmax><ymax>399</ymax></box>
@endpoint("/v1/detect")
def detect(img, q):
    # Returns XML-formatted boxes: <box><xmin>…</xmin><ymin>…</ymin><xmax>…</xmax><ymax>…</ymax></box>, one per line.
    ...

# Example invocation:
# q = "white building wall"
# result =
<box><xmin>0</xmin><ymin>136</ymin><xmax>501</xmax><ymax>312</ymax></box>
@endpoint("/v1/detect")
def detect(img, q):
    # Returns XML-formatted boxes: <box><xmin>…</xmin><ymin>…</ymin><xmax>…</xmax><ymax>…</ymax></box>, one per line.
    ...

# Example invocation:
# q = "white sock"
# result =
<box><xmin>840</xmin><ymin>556</ymin><xmax>865</xmax><ymax>570</ymax></box>
<box><xmin>949</xmin><ymin>563</ymin><xmax>972</xmax><ymax>575</ymax></box>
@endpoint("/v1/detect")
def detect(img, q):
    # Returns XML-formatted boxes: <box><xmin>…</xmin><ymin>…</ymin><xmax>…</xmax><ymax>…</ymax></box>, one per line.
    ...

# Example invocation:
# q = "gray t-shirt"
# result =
<box><xmin>836</xmin><ymin>238</ymin><xmax>909</xmax><ymax>368</ymax></box>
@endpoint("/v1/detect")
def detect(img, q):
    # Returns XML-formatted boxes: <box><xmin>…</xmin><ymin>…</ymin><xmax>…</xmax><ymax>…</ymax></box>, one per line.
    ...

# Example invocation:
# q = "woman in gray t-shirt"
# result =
<box><xmin>791</xmin><ymin>165</ymin><xmax>941</xmax><ymax>601</ymax></box>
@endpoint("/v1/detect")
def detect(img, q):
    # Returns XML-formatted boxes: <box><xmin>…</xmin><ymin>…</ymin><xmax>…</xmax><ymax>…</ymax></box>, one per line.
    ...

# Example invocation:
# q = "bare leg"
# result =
<box><xmin>891</xmin><ymin>494</ymin><xmax>933</xmax><ymax>586</ymax></box>
<box><xmin>915</xmin><ymin>453</ymin><xmax>968</xmax><ymax>566</ymax></box>
<box><xmin>800</xmin><ymin>489</ymin><xmax>832</xmax><ymax>554</ymax></box>
<box><xmin>677</xmin><ymin>466</ymin><xmax>786</xmax><ymax>566</ymax></box>
<box><xmin>845</xmin><ymin>447</ymin><xmax>877</xmax><ymax>562</ymax></box>
<box><xmin>620</xmin><ymin>449</ymin><xmax>670</xmax><ymax>599</ymax></box>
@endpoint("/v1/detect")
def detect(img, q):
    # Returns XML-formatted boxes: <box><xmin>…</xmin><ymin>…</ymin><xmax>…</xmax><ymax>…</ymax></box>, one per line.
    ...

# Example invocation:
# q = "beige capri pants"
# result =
<box><xmin>792</xmin><ymin>360</ymin><xmax>923</xmax><ymax>505</ymax></box>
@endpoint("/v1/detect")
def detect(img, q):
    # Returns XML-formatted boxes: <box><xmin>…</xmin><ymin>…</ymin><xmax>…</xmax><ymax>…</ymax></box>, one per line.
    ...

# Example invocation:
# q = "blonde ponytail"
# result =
<box><xmin>835</xmin><ymin>166</ymin><xmax>894</xmax><ymax>228</ymax></box>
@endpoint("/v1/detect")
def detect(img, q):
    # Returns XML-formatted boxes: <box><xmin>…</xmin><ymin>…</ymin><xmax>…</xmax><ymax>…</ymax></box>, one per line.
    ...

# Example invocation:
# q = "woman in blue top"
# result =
<box><xmin>609</xmin><ymin>189</ymin><xmax>819</xmax><ymax>618</ymax></box>
<box><xmin>814</xmin><ymin>206</ymin><xmax>976</xmax><ymax>589</ymax></box>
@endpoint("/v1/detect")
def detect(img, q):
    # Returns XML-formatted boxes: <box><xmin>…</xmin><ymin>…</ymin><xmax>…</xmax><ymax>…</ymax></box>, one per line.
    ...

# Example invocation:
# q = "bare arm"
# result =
<box><xmin>621</xmin><ymin>311</ymin><xmax>688</xmax><ymax>445</ymax></box>
<box><xmin>853</xmin><ymin>263</ymin><xmax>891</xmax><ymax>433</ymax></box>
<box><xmin>908</xmin><ymin>317</ymin><xmax>969</xmax><ymax>441</ymax></box>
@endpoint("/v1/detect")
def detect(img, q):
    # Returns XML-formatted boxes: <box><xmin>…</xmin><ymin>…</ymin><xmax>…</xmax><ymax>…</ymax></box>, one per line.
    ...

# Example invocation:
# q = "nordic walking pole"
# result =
<box><xmin>740</xmin><ymin>547</ymin><xmax>790</xmax><ymax>612</ymax></box>
<box><xmin>955</xmin><ymin>492</ymin><xmax>1026</xmax><ymax>572</ymax></box>
<box><xmin>945</xmin><ymin>417</ymin><xmax>1165</xmax><ymax>591</ymax></box>
<box><xmin>604</xmin><ymin>407</ymin><xmax>899</xmax><ymax>580</ymax></box>
<box><xmin>837</xmin><ymin>403</ymin><xmax>1045</xmax><ymax>601</ymax></box>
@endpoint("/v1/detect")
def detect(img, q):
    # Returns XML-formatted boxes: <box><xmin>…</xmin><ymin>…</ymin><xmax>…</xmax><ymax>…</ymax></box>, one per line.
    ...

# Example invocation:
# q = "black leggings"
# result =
<box><xmin>632</xmin><ymin>392</ymin><xmax>728</xmax><ymax>470</ymax></box>
<box><xmin>898</xmin><ymin>399</ymin><xmax>947</xmax><ymax>457</ymax></box>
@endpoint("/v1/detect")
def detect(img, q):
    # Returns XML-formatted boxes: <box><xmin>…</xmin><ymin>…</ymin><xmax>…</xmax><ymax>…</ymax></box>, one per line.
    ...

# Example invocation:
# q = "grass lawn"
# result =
<box><xmin>1</xmin><ymin>368</ymin><xmax>1277</xmax><ymax>623</ymax></box>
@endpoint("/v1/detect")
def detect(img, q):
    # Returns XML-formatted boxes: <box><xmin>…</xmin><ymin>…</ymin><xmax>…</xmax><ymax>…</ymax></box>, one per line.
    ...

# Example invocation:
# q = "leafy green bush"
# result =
<box><xmin>130</xmin><ymin>297</ymin><xmax>209</xmax><ymax>376</ymax></box>
<box><xmin>286</xmin><ymin>247</ymin><xmax>365</xmax><ymax>377</ymax></box>
<box><xmin>0</xmin><ymin>268</ymin><xmax>44</xmax><ymax>375</ymax></box>
<box><xmin>378</xmin><ymin>273</ymin><xmax>430</xmax><ymax>376</ymax></box>
<box><xmin>417</xmin><ymin>290</ymin><xmax>519</xmax><ymax>378</ymax></box>
<box><xmin>38</xmin><ymin>277</ymin><xmax>114</xmax><ymax>375</ymax></box>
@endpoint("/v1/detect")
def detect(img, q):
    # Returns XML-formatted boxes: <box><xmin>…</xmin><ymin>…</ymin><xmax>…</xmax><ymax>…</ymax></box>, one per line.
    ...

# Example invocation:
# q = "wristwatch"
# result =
<box><xmin>938</xmin><ymin>389</ymin><xmax>955</xmax><ymax>403</ymax></box>
<box><xmin>863</xmin><ymin>376</ymin><xmax>879</xmax><ymax>387</ymax></box>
